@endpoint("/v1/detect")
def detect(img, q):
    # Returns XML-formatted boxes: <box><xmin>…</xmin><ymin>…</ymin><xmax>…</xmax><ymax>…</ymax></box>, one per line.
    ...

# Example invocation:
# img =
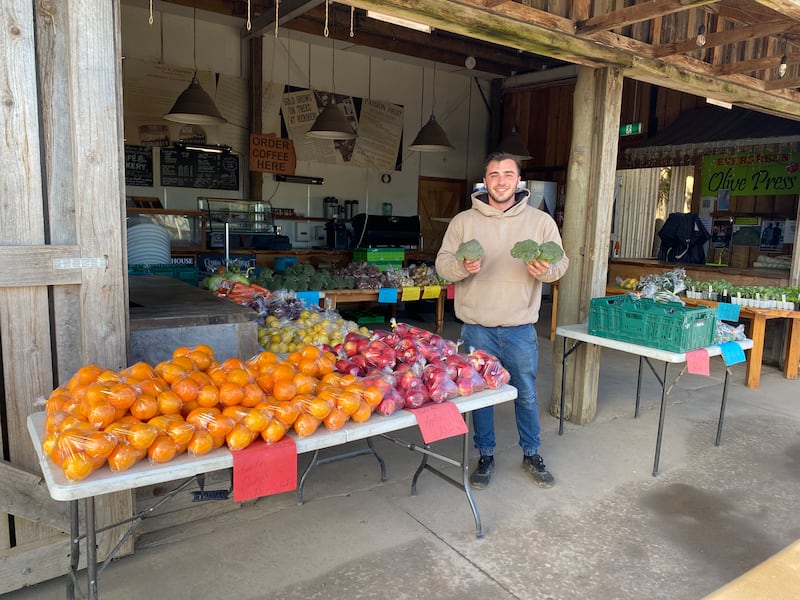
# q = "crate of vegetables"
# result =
<box><xmin>588</xmin><ymin>294</ymin><xmax>716</xmax><ymax>353</ymax></box>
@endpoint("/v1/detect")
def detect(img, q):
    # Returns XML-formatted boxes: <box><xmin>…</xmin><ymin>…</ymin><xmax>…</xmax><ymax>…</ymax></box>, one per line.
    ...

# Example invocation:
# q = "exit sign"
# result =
<box><xmin>619</xmin><ymin>122</ymin><xmax>642</xmax><ymax>136</ymax></box>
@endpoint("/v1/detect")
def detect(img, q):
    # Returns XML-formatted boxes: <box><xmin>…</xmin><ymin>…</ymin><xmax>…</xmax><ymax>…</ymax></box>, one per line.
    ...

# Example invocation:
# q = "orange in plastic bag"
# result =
<box><xmin>323</xmin><ymin>406</ymin><xmax>349</xmax><ymax>431</ymax></box>
<box><xmin>226</xmin><ymin>422</ymin><xmax>257</xmax><ymax>451</ymax></box>
<box><xmin>148</xmin><ymin>434</ymin><xmax>179</xmax><ymax>464</ymax></box>
<box><xmin>187</xmin><ymin>429</ymin><xmax>214</xmax><ymax>457</ymax></box>
<box><xmin>108</xmin><ymin>442</ymin><xmax>147</xmax><ymax>472</ymax></box>
<box><xmin>294</xmin><ymin>413</ymin><xmax>321</xmax><ymax>437</ymax></box>
<box><xmin>261</xmin><ymin>419</ymin><xmax>287</xmax><ymax>443</ymax></box>
<box><xmin>62</xmin><ymin>451</ymin><xmax>95</xmax><ymax>481</ymax></box>
<box><xmin>350</xmin><ymin>400</ymin><xmax>374</xmax><ymax>423</ymax></box>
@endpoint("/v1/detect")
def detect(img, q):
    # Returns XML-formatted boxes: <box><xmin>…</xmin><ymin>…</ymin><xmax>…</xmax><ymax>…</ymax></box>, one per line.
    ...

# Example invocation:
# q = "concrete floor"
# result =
<box><xmin>7</xmin><ymin>301</ymin><xmax>800</xmax><ymax>600</ymax></box>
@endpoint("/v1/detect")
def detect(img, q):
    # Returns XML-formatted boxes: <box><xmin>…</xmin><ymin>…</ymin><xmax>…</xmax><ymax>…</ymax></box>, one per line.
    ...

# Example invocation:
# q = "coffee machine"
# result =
<box><xmin>325</xmin><ymin>219</ymin><xmax>349</xmax><ymax>249</ymax></box>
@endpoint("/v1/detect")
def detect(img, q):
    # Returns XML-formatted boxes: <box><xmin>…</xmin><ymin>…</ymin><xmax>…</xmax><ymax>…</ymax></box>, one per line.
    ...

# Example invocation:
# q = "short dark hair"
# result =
<box><xmin>484</xmin><ymin>152</ymin><xmax>521</xmax><ymax>174</ymax></box>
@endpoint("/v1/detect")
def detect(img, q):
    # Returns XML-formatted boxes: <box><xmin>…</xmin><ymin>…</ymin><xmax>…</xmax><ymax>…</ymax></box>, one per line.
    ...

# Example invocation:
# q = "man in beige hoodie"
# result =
<box><xmin>436</xmin><ymin>152</ymin><xmax>569</xmax><ymax>489</ymax></box>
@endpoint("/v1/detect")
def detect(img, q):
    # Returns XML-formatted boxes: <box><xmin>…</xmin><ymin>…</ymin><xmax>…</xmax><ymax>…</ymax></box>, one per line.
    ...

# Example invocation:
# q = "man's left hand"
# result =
<box><xmin>526</xmin><ymin>258</ymin><xmax>551</xmax><ymax>278</ymax></box>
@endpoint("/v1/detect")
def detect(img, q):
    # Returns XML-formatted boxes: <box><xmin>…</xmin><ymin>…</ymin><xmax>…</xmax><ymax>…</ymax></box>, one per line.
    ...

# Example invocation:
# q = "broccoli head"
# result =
<box><xmin>538</xmin><ymin>241</ymin><xmax>564</xmax><ymax>264</ymax></box>
<box><xmin>455</xmin><ymin>239</ymin><xmax>485</xmax><ymax>261</ymax></box>
<box><xmin>510</xmin><ymin>240</ymin><xmax>541</xmax><ymax>264</ymax></box>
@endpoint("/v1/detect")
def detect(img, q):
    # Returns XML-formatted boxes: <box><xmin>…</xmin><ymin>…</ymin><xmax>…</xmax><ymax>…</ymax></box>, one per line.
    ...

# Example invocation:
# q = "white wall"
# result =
<box><xmin>121</xmin><ymin>2</ymin><xmax>491</xmax><ymax>221</ymax></box>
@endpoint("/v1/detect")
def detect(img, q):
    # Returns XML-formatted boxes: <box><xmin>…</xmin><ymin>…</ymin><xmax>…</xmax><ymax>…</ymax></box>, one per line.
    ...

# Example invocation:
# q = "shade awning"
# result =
<box><xmin>624</xmin><ymin>105</ymin><xmax>800</xmax><ymax>166</ymax></box>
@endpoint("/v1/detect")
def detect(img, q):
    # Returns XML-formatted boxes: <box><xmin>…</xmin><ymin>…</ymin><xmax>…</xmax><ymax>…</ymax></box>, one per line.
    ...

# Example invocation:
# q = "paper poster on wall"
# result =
<box><xmin>280</xmin><ymin>86</ymin><xmax>403</xmax><ymax>171</ymax></box>
<box><xmin>716</xmin><ymin>189</ymin><xmax>730</xmax><ymax>211</ymax></box>
<box><xmin>759</xmin><ymin>219</ymin><xmax>786</xmax><ymax>251</ymax></box>
<box><xmin>351</xmin><ymin>99</ymin><xmax>404</xmax><ymax>172</ymax></box>
<box><xmin>711</xmin><ymin>219</ymin><xmax>733</xmax><ymax>249</ymax></box>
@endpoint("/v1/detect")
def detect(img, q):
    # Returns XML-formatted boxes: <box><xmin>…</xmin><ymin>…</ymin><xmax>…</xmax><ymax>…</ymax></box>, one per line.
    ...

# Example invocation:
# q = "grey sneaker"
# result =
<box><xmin>469</xmin><ymin>456</ymin><xmax>495</xmax><ymax>489</ymax></box>
<box><xmin>522</xmin><ymin>454</ymin><xmax>554</xmax><ymax>488</ymax></box>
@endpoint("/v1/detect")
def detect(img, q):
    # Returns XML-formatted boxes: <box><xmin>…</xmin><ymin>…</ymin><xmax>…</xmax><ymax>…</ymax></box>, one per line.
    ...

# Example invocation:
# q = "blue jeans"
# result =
<box><xmin>461</xmin><ymin>323</ymin><xmax>541</xmax><ymax>457</ymax></box>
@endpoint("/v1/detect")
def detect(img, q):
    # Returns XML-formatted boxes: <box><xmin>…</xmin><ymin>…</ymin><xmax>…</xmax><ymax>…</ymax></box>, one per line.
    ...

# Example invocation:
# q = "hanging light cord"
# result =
<box><xmin>148</xmin><ymin>0</ymin><xmax>154</xmax><ymax>25</ymax></box>
<box><xmin>192</xmin><ymin>2</ymin><xmax>197</xmax><ymax>72</ymax></box>
<box><xmin>324</xmin><ymin>0</ymin><xmax>330</xmax><ymax>38</ymax></box>
<box><xmin>350</xmin><ymin>6</ymin><xmax>355</xmax><ymax>38</ymax></box>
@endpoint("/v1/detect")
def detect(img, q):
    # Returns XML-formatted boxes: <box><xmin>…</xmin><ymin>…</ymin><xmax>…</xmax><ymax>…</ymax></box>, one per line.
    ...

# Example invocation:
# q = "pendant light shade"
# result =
<box><xmin>495</xmin><ymin>126</ymin><xmax>532</xmax><ymax>160</ymax></box>
<box><xmin>306</xmin><ymin>0</ymin><xmax>356</xmax><ymax>141</ymax></box>
<box><xmin>164</xmin><ymin>2</ymin><xmax>226</xmax><ymax>126</ymax></box>
<box><xmin>165</xmin><ymin>74</ymin><xmax>227</xmax><ymax>125</ymax></box>
<box><xmin>307</xmin><ymin>102</ymin><xmax>356</xmax><ymax>140</ymax></box>
<box><xmin>409</xmin><ymin>114</ymin><xmax>454</xmax><ymax>152</ymax></box>
<box><xmin>409</xmin><ymin>62</ymin><xmax>453</xmax><ymax>152</ymax></box>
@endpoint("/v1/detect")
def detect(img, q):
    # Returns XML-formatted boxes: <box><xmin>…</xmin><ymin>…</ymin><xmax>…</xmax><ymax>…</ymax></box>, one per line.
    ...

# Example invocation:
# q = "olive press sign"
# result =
<box><xmin>701</xmin><ymin>151</ymin><xmax>800</xmax><ymax>196</ymax></box>
<box><xmin>249</xmin><ymin>134</ymin><xmax>296</xmax><ymax>175</ymax></box>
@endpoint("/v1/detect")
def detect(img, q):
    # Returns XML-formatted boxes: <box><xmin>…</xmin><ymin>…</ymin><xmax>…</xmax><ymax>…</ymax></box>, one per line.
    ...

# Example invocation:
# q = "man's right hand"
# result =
<box><xmin>464</xmin><ymin>258</ymin><xmax>481</xmax><ymax>274</ymax></box>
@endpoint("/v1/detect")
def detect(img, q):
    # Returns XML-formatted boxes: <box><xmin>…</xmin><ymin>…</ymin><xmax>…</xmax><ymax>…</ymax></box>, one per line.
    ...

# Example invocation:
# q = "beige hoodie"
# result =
<box><xmin>435</xmin><ymin>190</ymin><xmax>568</xmax><ymax>327</ymax></box>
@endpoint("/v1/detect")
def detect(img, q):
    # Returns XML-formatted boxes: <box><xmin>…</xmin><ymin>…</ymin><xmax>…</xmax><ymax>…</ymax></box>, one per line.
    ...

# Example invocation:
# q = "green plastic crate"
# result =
<box><xmin>129</xmin><ymin>264</ymin><xmax>200</xmax><ymax>286</ymax></box>
<box><xmin>340</xmin><ymin>310</ymin><xmax>386</xmax><ymax>325</ymax></box>
<box><xmin>353</xmin><ymin>248</ymin><xmax>405</xmax><ymax>263</ymax></box>
<box><xmin>588</xmin><ymin>295</ymin><xmax>716</xmax><ymax>352</ymax></box>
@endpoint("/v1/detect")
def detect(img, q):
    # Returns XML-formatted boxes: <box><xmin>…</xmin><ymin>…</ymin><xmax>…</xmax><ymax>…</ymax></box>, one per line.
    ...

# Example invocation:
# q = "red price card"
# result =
<box><xmin>446</xmin><ymin>284</ymin><xmax>455</xmax><ymax>299</ymax></box>
<box><xmin>232</xmin><ymin>436</ymin><xmax>297</xmax><ymax>502</ymax></box>
<box><xmin>686</xmin><ymin>348</ymin><xmax>710</xmax><ymax>376</ymax></box>
<box><xmin>410</xmin><ymin>401</ymin><xmax>468</xmax><ymax>443</ymax></box>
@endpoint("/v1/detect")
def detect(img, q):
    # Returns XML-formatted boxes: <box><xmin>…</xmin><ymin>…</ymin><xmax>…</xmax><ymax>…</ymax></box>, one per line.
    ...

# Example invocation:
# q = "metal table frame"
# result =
<box><xmin>556</xmin><ymin>323</ymin><xmax>752</xmax><ymax>476</ymax></box>
<box><xmin>28</xmin><ymin>385</ymin><xmax>516</xmax><ymax>599</ymax></box>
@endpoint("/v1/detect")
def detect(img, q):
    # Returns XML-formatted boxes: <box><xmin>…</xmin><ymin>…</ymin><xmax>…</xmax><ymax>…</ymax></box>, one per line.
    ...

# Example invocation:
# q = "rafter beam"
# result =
<box><xmin>576</xmin><ymin>0</ymin><xmax>719</xmax><ymax>35</ymax></box>
<box><xmin>753</xmin><ymin>0</ymin><xmax>800</xmax><ymax>21</ymax></box>
<box><xmin>653</xmin><ymin>20</ymin><xmax>793</xmax><ymax>57</ymax></box>
<box><xmin>319</xmin><ymin>0</ymin><xmax>800</xmax><ymax>120</ymax></box>
<box><xmin>717</xmin><ymin>51</ymin><xmax>800</xmax><ymax>75</ymax></box>
<box><xmin>764</xmin><ymin>76</ymin><xmax>800</xmax><ymax>90</ymax></box>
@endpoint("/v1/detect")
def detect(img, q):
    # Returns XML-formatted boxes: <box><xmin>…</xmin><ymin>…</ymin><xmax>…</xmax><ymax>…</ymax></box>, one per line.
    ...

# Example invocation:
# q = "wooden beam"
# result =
<box><xmin>753</xmin><ymin>0</ymin><xmax>800</xmax><ymax>21</ymax></box>
<box><xmin>717</xmin><ymin>51</ymin><xmax>800</xmax><ymax>75</ymax></box>
<box><xmin>0</xmin><ymin>461</ymin><xmax>69</xmax><ymax>533</ymax></box>
<box><xmin>764</xmin><ymin>76</ymin><xmax>800</xmax><ymax>90</ymax></box>
<box><xmin>0</xmin><ymin>537</ymin><xmax>78</xmax><ymax>596</ymax></box>
<box><xmin>653</xmin><ymin>20</ymin><xmax>793</xmax><ymax>57</ymax></box>
<box><xmin>0</xmin><ymin>246</ymin><xmax>85</xmax><ymax>287</ymax></box>
<box><xmin>576</xmin><ymin>0</ymin><xmax>720</xmax><ymax>35</ymax></box>
<box><xmin>340</xmin><ymin>0</ymin><xmax>800</xmax><ymax>120</ymax></box>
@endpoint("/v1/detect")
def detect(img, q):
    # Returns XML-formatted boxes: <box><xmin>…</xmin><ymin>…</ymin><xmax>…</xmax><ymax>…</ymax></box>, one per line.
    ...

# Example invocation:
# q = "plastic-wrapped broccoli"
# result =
<box><xmin>455</xmin><ymin>239</ymin><xmax>484</xmax><ymax>261</ymax></box>
<box><xmin>510</xmin><ymin>240</ymin><xmax>540</xmax><ymax>263</ymax></box>
<box><xmin>537</xmin><ymin>241</ymin><xmax>564</xmax><ymax>264</ymax></box>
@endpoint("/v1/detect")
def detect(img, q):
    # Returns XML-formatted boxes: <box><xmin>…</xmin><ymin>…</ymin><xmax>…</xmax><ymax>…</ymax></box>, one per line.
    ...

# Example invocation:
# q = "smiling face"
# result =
<box><xmin>483</xmin><ymin>157</ymin><xmax>521</xmax><ymax>210</ymax></box>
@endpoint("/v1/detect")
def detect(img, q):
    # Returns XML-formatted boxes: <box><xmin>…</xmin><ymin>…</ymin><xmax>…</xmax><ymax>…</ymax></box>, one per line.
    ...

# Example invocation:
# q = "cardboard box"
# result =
<box><xmin>729</xmin><ymin>245</ymin><xmax>752</xmax><ymax>268</ymax></box>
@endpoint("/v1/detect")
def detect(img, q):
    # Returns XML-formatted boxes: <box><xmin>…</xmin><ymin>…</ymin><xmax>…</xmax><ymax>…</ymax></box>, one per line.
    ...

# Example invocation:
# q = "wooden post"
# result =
<box><xmin>1</xmin><ymin>0</ymin><xmax>133</xmax><ymax>591</ymax></box>
<box><xmin>550</xmin><ymin>66</ymin><xmax>623</xmax><ymax>425</ymax></box>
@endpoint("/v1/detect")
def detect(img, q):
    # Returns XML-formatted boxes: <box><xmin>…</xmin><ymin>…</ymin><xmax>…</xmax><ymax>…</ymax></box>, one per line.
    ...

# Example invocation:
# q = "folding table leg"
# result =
<box><xmin>68</xmin><ymin>500</ymin><xmax>79</xmax><ymax>600</ymax></box>
<box><xmin>715</xmin><ymin>368</ymin><xmax>731</xmax><ymax>446</ymax></box>
<box><xmin>85</xmin><ymin>496</ymin><xmax>98</xmax><ymax>600</ymax></box>
<box><xmin>652</xmin><ymin>362</ymin><xmax>670</xmax><ymax>476</ymax></box>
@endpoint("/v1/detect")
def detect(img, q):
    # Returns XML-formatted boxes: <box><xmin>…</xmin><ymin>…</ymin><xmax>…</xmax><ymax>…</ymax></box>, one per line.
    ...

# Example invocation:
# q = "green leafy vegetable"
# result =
<box><xmin>510</xmin><ymin>240</ymin><xmax>541</xmax><ymax>263</ymax></box>
<box><xmin>455</xmin><ymin>239</ymin><xmax>485</xmax><ymax>261</ymax></box>
<box><xmin>537</xmin><ymin>241</ymin><xmax>564</xmax><ymax>264</ymax></box>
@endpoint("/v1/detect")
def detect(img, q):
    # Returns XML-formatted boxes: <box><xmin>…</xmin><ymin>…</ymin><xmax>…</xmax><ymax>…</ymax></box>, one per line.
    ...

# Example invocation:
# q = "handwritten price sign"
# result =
<box><xmin>232</xmin><ymin>437</ymin><xmax>297</xmax><ymax>502</ymax></box>
<box><xmin>410</xmin><ymin>402</ymin><xmax>468</xmax><ymax>443</ymax></box>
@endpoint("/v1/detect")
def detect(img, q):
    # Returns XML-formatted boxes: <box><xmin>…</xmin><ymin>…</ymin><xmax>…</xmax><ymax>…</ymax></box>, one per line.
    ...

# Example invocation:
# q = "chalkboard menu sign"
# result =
<box><xmin>124</xmin><ymin>145</ymin><xmax>154</xmax><ymax>187</ymax></box>
<box><xmin>160</xmin><ymin>148</ymin><xmax>240</xmax><ymax>190</ymax></box>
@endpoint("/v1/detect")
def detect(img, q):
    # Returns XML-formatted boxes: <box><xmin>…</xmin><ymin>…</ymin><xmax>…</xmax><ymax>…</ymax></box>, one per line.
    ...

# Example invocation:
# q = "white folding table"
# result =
<box><xmin>28</xmin><ymin>384</ymin><xmax>517</xmax><ymax>600</ymax></box>
<box><xmin>556</xmin><ymin>323</ymin><xmax>752</xmax><ymax>476</ymax></box>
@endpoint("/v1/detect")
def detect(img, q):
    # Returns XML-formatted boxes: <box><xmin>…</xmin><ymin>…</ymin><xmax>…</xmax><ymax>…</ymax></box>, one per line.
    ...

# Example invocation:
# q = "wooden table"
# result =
<box><xmin>28</xmin><ymin>385</ymin><xmax>515</xmax><ymax>599</ymax></box>
<box><xmin>702</xmin><ymin>538</ymin><xmax>800</xmax><ymax>599</ymax></box>
<box><xmin>603</xmin><ymin>287</ymin><xmax>800</xmax><ymax>389</ymax></box>
<box><xmin>320</xmin><ymin>287</ymin><xmax>448</xmax><ymax>334</ymax></box>
<box><xmin>556</xmin><ymin>323</ymin><xmax>752</xmax><ymax>476</ymax></box>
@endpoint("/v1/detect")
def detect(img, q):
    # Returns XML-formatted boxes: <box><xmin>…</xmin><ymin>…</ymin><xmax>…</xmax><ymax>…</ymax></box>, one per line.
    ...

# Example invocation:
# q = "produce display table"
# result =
<box><xmin>603</xmin><ymin>286</ymin><xmax>800</xmax><ymax>389</ymax></box>
<box><xmin>320</xmin><ymin>287</ymin><xmax>448</xmax><ymax>334</ymax></box>
<box><xmin>27</xmin><ymin>385</ymin><xmax>516</xmax><ymax>599</ymax></box>
<box><xmin>556</xmin><ymin>323</ymin><xmax>753</xmax><ymax>476</ymax></box>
